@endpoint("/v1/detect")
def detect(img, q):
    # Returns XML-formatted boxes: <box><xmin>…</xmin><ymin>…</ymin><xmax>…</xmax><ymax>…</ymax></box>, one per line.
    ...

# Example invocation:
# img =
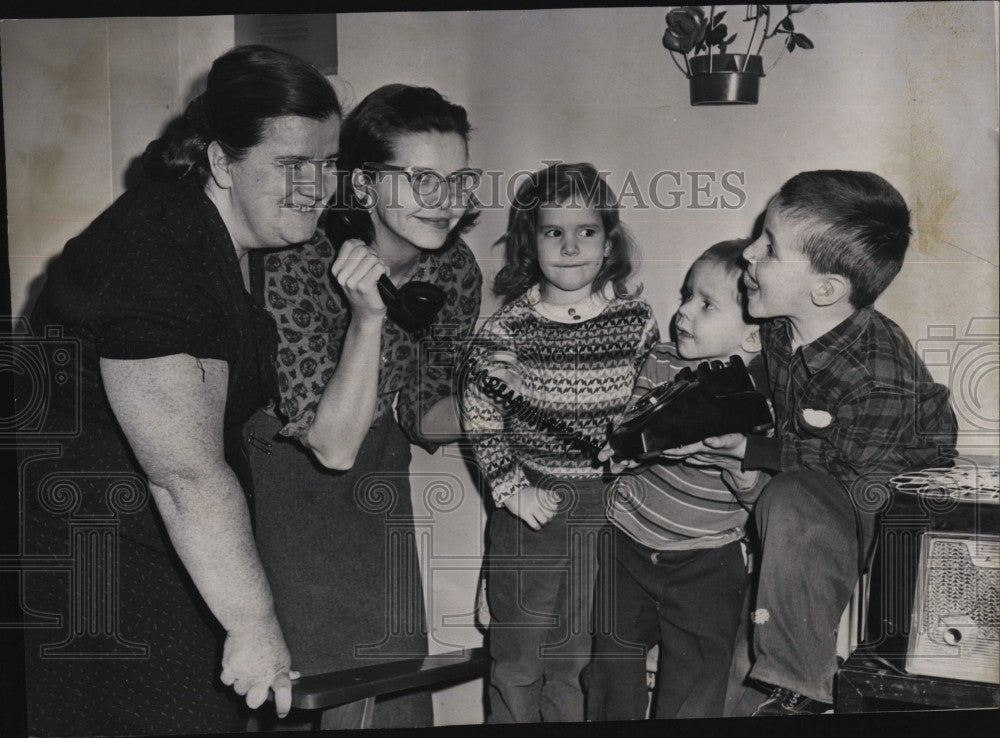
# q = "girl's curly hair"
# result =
<box><xmin>493</xmin><ymin>162</ymin><xmax>639</xmax><ymax>304</ymax></box>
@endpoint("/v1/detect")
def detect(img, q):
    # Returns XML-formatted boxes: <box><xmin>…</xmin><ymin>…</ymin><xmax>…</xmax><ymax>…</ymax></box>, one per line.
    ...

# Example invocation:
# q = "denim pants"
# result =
<box><xmin>749</xmin><ymin>469</ymin><xmax>875</xmax><ymax>702</ymax></box>
<box><xmin>583</xmin><ymin>530</ymin><xmax>748</xmax><ymax>720</ymax></box>
<box><xmin>485</xmin><ymin>475</ymin><xmax>610</xmax><ymax>723</ymax></box>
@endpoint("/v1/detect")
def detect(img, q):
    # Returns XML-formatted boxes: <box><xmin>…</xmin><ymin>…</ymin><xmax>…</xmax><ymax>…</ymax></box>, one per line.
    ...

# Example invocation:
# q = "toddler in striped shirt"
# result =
<box><xmin>584</xmin><ymin>239</ymin><xmax>767</xmax><ymax>720</ymax></box>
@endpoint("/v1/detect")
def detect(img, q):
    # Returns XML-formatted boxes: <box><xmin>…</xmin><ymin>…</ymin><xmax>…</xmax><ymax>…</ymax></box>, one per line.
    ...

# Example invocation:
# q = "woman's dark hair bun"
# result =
<box><xmin>142</xmin><ymin>45</ymin><xmax>341</xmax><ymax>185</ymax></box>
<box><xmin>142</xmin><ymin>94</ymin><xmax>210</xmax><ymax>181</ymax></box>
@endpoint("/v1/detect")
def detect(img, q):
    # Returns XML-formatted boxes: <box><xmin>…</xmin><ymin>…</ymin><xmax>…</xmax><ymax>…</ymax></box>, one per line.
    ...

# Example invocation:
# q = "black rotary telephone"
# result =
<box><xmin>609</xmin><ymin>354</ymin><xmax>773</xmax><ymax>460</ymax></box>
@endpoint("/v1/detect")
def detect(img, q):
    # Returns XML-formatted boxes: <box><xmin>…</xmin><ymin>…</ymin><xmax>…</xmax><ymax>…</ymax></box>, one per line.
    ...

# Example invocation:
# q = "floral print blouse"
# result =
<box><xmin>261</xmin><ymin>230</ymin><xmax>483</xmax><ymax>452</ymax></box>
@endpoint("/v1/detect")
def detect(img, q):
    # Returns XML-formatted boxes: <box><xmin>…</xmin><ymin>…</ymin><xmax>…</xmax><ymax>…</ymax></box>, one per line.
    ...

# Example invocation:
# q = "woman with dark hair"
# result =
<box><xmin>245</xmin><ymin>83</ymin><xmax>483</xmax><ymax>730</ymax></box>
<box><xmin>20</xmin><ymin>45</ymin><xmax>341</xmax><ymax>736</ymax></box>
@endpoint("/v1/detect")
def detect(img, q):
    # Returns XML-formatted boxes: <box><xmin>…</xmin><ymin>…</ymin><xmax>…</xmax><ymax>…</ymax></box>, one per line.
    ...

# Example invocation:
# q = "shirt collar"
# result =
<box><xmin>798</xmin><ymin>306</ymin><xmax>874</xmax><ymax>374</ymax></box>
<box><xmin>525</xmin><ymin>282</ymin><xmax>614</xmax><ymax>323</ymax></box>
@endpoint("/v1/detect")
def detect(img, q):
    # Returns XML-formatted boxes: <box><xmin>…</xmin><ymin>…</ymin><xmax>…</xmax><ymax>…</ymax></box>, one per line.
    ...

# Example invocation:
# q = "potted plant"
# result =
<box><xmin>662</xmin><ymin>4</ymin><xmax>814</xmax><ymax>105</ymax></box>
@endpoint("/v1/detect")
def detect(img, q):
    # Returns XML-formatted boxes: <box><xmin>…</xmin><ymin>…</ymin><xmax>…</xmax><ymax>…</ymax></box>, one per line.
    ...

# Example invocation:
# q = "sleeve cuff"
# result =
<box><xmin>278</xmin><ymin>411</ymin><xmax>314</xmax><ymax>442</ymax></box>
<box><xmin>491</xmin><ymin>472</ymin><xmax>530</xmax><ymax>509</ymax></box>
<box><xmin>407</xmin><ymin>427</ymin><xmax>443</xmax><ymax>455</ymax></box>
<box><xmin>743</xmin><ymin>435</ymin><xmax>782</xmax><ymax>473</ymax></box>
<box><xmin>722</xmin><ymin>468</ymin><xmax>772</xmax><ymax>505</ymax></box>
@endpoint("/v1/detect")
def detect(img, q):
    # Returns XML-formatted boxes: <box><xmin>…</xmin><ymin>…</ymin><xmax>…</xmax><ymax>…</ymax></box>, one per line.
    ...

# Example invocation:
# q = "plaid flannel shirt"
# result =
<box><xmin>743</xmin><ymin>307</ymin><xmax>957</xmax><ymax>503</ymax></box>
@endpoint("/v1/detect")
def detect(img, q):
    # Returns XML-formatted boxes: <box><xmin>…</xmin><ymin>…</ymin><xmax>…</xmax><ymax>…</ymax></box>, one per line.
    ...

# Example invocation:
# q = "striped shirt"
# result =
<box><xmin>462</xmin><ymin>289</ymin><xmax>658</xmax><ymax>507</ymax></box>
<box><xmin>607</xmin><ymin>342</ymin><xmax>764</xmax><ymax>551</ymax></box>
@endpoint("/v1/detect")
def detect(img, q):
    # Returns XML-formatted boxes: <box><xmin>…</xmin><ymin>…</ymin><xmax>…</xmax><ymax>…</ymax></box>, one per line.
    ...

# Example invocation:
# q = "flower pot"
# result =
<box><xmin>688</xmin><ymin>53</ymin><xmax>765</xmax><ymax>105</ymax></box>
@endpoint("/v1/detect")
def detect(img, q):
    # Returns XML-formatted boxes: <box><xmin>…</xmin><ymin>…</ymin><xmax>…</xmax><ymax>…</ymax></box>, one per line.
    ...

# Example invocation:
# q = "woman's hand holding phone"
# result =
<box><xmin>330</xmin><ymin>239</ymin><xmax>388</xmax><ymax>321</ymax></box>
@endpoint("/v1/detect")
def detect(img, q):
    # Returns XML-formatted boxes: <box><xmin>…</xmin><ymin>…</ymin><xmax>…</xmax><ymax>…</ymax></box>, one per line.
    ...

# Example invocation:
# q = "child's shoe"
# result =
<box><xmin>752</xmin><ymin>687</ymin><xmax>832</xmax><ymax>716</ymax></box>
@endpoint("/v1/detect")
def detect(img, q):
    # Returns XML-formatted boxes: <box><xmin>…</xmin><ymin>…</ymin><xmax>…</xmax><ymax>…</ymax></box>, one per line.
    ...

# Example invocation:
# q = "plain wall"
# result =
<box><xmin>337</xmin><ymin>5</ymin><xmax>998</xmax><ymax>418</ymax></box>
<box><xmin>3</xmin><ymin>16</ymin><xmax>235</xmax><ymax>316</ymax></box>
<box><xmin>3</xmin><ymin>4</ymin><xmax>998</xmax><ymax>728</ymax></box>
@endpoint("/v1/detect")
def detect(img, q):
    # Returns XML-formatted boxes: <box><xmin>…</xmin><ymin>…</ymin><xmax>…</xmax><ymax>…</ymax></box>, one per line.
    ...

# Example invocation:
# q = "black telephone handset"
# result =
<box><xmin>609</xmin><ymin>354</ymin><xmax>773</xmax><ymax>460</ymax></box>
<box><xmin>327</xmin><ymin>230</ymin><xmax>448</xmax><ymax>332</ymax></box>
<box><xmin>376</xmin><ymin>274</ymin><xmax>447</xmax><ymax>332</ymax></box>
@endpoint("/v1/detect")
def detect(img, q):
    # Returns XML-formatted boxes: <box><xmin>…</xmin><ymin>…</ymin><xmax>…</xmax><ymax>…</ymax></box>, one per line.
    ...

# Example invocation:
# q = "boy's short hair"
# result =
<box><xmin>694</xmin><ymin>238</ymin><xmax>750</xmax><ymax>278</ymax></box>
<box><xmin>689</xmin><ymin>238</ymin><xmax>755</xmax><ymax>324</ymax></box>
<box><xmin>775</xmin><ymin>170</ymin><xmax>911</xmax><ymax>308</ymax></box>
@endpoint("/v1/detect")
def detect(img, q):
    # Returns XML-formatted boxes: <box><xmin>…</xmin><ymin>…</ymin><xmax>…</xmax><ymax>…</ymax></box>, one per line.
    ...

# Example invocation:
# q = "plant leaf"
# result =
<box><xmin>786</xmin><ymin>35</ymin><xmax>795</xmax><ymax>51</ymax></box>
<box><xmin>706</xmin><ymin>23</ymin><xmax>729</xmax><ymax>45</ymax></box>
<box><xmin>725</xmin><ymin>33</ymin><xmax>737</xmax><ymax>44</ymax></box>
<box><xmin>794</xmin><ymin>33</ymin><xmax>814</xmax><ymax>49</ymax></box>
<box><xmin>778</xmin><ymin>16</ymin><xmax>794</xmax><ymax>31</ymax></box>
<box><xmin>713</xmin><ymin>10</ymin><xmax>727</xmax><ymax>24</ymax></box>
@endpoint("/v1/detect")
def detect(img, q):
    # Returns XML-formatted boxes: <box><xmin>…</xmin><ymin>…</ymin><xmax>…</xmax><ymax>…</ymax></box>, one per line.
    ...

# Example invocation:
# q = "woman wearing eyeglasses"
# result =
<box><xmin>244</xmin><ymin>84</ymin><xmax>483</xmax><ymax>730</ymax></box>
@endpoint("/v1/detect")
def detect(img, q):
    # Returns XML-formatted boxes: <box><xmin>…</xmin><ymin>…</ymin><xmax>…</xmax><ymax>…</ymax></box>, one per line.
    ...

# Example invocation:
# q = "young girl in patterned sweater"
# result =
<box><xmin>462</xmin><ymin>162</ymin><xmax>658</xmax><ymax>723</ymax></box>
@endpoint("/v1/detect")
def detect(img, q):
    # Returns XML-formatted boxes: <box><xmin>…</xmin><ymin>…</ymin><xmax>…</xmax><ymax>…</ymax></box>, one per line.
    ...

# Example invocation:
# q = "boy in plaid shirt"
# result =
<box><xmin>663</xmin><ymin>170</ymin><xmax>957</xmax><ymax>714</ymax></box>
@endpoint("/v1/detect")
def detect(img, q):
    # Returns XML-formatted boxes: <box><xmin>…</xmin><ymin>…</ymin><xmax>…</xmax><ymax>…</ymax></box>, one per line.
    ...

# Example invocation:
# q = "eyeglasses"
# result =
<box><xmin>363</xmin><ymin>162</ymin><xmax>482</xmax><ymax>208</ymax></box>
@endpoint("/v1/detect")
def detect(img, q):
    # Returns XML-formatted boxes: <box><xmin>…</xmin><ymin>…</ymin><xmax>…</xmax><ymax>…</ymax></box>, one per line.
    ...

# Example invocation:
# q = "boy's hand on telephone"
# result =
<box><xmin>657</xmin><ymin>435</ymin><xmax>761</xmax><ymax>492</ymax></box>
<box><xmin>505</xmin><ymin>487</ymin><xmax>559</xmax><ymax>530</ymax></box>
<box><xmin>658</xmin><ymin>432</ymin><xmax>748</xmax><ymax>462</ymax></box>
<box><xmin>597</xmin><ymin>443</ymin><xmax>639</xmax><ymax>474</ymax></box>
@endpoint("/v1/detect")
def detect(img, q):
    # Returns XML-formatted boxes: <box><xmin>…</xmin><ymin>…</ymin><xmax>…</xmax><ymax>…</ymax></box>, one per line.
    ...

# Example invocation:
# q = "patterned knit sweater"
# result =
<box><xmin>462</xmin><ymin>288</ymin><xmax>658</xmax><ymax>507</ymax></box>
